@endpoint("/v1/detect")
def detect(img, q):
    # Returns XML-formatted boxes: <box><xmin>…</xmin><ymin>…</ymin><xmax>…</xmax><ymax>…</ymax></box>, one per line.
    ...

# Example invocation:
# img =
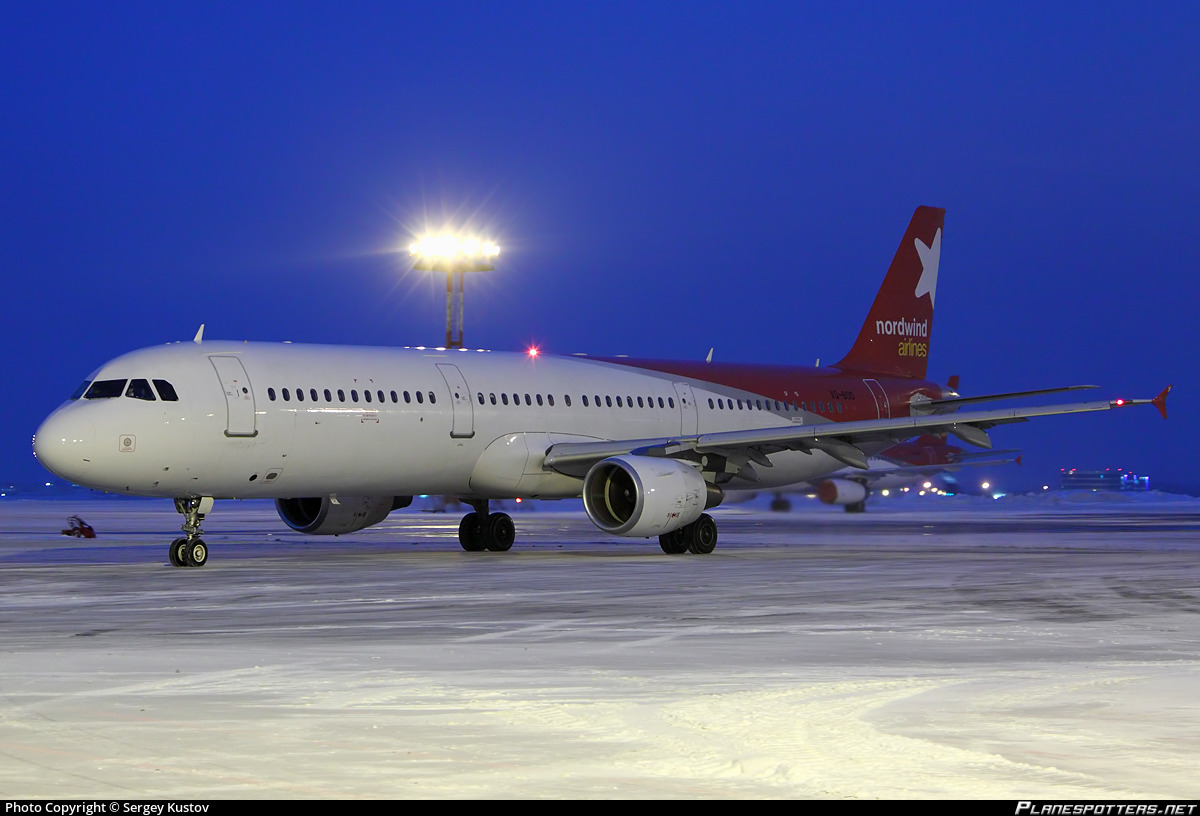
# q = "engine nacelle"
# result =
<box><xmin>582</xmin><ymin>455</ymin><xmax>714</xmax><ymax>537</ymax></box>
<box><xmin>816</xmin><ymin>479</ymin><xmax>869</xmax><ymax>506</ymax></box>
<box><xmin>276</xmin><ymin>495</ymin><xmax>411</xmax><ymax>535</ymax></box>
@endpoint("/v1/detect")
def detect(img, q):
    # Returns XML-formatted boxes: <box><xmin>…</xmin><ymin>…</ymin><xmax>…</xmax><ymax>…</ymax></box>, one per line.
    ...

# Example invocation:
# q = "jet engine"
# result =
<box><xmin>816</xmin><ymin>479</ymin><xmax>869</xmax><ymax>506</ymax></box>
<box><xmin>276</xmin><ymin>495</ymin><xmax>412</xmax><ymax>535</ymax></box>
<box><xmin>582</xmin><ymin>455</ymin><xmax>718</xmax><ymax>537</ymax></box>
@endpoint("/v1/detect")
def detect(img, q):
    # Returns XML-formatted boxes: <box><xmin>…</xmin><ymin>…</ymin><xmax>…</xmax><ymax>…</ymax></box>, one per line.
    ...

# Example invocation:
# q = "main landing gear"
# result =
<box><xmin>169</xmin><ymin>497</ymin><xmax>213</xmax><ymax>567</ymax></box>
<box><xmin>658</xmin><ymin>513</ymin><xmax>718</xmax><ymax>555</ymax></box>
<box><xmin>457</xmin><ymin>499</ymin><xmax>516</xmax><ymax>552</ymax></box>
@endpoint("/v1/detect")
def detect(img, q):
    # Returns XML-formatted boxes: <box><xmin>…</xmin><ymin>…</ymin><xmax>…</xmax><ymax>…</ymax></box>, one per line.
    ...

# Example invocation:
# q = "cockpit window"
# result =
<box><xmin>153</xmin><ymin>379</ymin><xmax>179</xmax><ymax>401</ymax></box>
<box><xmin>70</xmin><ymin>381</ymin><xmax>92</xmax><ymax>400</ymax></box>
<box><xmin>126</xmin><ymin>379</ymin><xmax>157</xmax><ymax>401</ymax></box>
<box><xmin>84</xmin><ymin>379</ymin><xmax>127</xmax><ymax>399</ymax></box>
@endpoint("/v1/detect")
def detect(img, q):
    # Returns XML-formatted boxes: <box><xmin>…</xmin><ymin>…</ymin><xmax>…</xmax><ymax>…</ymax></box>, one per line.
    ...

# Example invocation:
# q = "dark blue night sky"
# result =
<box><xmin>3</xmin><ymin>2</ymin><xmax>1196</xmax><ymax>494</ymax></box>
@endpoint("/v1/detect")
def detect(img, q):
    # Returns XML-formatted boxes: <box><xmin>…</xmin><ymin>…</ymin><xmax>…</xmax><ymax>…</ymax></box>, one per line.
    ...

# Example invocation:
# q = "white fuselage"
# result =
<box><xmin>35</xmin><ymin>341</ymin><xmax>867</xmax><ymax>501</ymax></box>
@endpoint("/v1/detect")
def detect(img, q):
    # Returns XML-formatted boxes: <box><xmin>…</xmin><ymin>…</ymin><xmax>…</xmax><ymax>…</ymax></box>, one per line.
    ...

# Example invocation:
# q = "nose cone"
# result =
<box><xmin>34</xmin><ymin>409</ymin><xmax>96</xmax><ymax>484</ymax></box>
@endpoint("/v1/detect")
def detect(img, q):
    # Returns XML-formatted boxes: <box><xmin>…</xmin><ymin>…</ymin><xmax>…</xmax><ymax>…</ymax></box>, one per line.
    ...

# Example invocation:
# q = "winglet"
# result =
<box><xmin>193</xmin><ymin>324</ymin><xmax>205</xmax><ymax>344</ymax></box>
<box><xmin>1153</xmin><ymin>385</ymin><xmax>1172</xmax><ymax>420</ymax></box>
<box><xmin>1015</xmin><ymin>455</ymin><xmax>1023</xmax><ymax>467</ymax></box>
<box><xmin>1111</xmin><ymin>385</ymin><xmax>1171</xmax><ymax>419</ymax></box>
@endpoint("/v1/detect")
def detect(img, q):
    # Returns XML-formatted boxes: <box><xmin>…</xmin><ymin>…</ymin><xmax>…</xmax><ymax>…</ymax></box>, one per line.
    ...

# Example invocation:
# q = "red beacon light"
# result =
<box><xmin>527</xmin><ymin>346</ymin><xmax>540</xmax><ymax>359</ymax></box>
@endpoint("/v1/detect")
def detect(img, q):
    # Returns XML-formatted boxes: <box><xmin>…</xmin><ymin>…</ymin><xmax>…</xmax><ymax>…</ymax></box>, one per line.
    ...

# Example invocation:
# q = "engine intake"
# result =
<box><xmin>276</xmin><ymin>495</ymin><xmax>411</xmax><ymax>535</ymax></box>
<box><xmin>582</xmin><ymin>455</ymin><xmax>717</xmax><ymax>537</ymax></box>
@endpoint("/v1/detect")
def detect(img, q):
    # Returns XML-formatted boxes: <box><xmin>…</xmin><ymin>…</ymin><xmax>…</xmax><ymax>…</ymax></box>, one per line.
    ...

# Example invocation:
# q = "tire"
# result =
<box><xmin>169</xmin><ymin>537</ymin><xmax>188</xmax><ymax>567</ymax></box>
<box><xmin>484</xmin><ymin>513</ymin><xmax>516</xmax><ymax>551</ymax></box>
<box><xmin>659</xmin><ymin>528</ymin><xmax>688</xmax><ymax>554</ymax></box>
<box><xmin>458</xmin><ymin>513</ymin><xmax>486</xmax><ymax>551</ymax></box>
<box><xmin>685</xmin><ymin>514</ymin><xmax>718</xmax><ymax>554</ymax></box>
<box><xmin>184</xmin><ymin>539</ymin><xmax>208</xmax><ymax>567</ymax></box>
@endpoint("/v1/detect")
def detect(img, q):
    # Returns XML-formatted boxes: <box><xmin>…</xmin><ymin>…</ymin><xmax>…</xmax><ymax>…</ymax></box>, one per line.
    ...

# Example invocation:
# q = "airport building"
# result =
<box><xmin>1059</xmin><ymin>468</ymin><xmax>1149</xmax><ymax>491</ymax></box>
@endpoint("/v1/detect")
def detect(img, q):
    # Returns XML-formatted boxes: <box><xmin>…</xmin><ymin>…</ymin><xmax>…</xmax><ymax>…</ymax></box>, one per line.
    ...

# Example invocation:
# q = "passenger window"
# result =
<box><xmin>707</xmin><ymin>398</ymin><xmax>714</xmax><ymax>409</ymax></box>
<box><xmin>312</xmin><ymin>389</ymin><xmax>319</xmax><ymax>402</ymax></box>
<box><xmin>658</xmin><ymin>397</ymin><xmax>665</xmax><ymax>408</ymax></box>
<box><xmin>582</xmin><ymin>396</ymin><xmax>589</xmax><ymax>407</ymax></box>
<box><xmin>84</xmin><ymin>379</ymin><xmax>127</xmax><ymax>399</ymax></box>
<box><xmin>490</xmin><ymin>393</ymin><xmax>497</xmax><ymax>405</ymax></box>
<box><xmin>403</xmin><ymin>391</ymin><xmax>410</xmax><ymax>403</ymax></box>
<box><xmin>536</xmin><ymin>394</ymin><xmax>543</xmax><ymax>406</ymax></box>
<box><xmin>564</xmin><ymin>395</ymin><xmax>571</xmax><ymax>407</ymax></box>
<box><xmin>390</xmin><ymin>391</ymin><xmax>398</xmax><ymax>403</ymax></box>
<box><xmin>378</xmin><ymin>390</ymin><xmax>384</xmax><ymax>403</ymax></box>
<box><xmin>268</xmin><ymin>388</ymin><xmax>277</xmax><ymax>401</ymax></box>
<box><xmin>477</xmin><ymin>392</ymin><xmax>484</xmax><ymax>405</ymax></box>
<box><xmin>338</xmin><ymin>389</ymin><xmax>346</xmax><ymax>402</ymax></box>
<box><xmin>415</xmin><ymin>391</ymin><xmax>422</xmax><ymax>404</ymax></box>
<box><xmin>325</xmin><ymin>389</ymin><xmax>333</xmax><ymax>402</ymax></box>
<box><xmin>548</xmin><ymin>394</ymin><xmax>555</xmax><ymax>407</ymax></box>
<box><xmin>605</xmin><ymin>396</ymin><xmax>612</xmax><ymax>407</ymax></box>
<box><xmin>126</xmin><ymin>379</ymin><xmax>156</xmax><ymax>401</ymax></box>
<box><xmin>616</xmin><ymin>396</ymin><xmax>623</xmax><ymax>407</ymax></box>
<box><xmin>152</xmin><ymin>380</ymin><xmax>179</xmax><ymax>401</ymax></box>
<box><xmin>668</xmin><ymin>398</ymin><xmax>675</xmax><ymax>408</ymax></box>
<box><xmin>282</xmin><ymin>388</ymin><xmax>291</xmax><ymax>402</ymax></box>
<box><xmin>296</xmin><ymin>389</ymin><xmax>304</xmax><ymax>402</ymax></box>
<box><xmin>429</xmin><ymin>392</ymin><xmax>436</xmax><ymax>404</ymax></box>
<box><xmin>363</xmin><ymin>390</ymin><xmax>371</xmax><ymax>403</ymax></box>
<box><xmin>501</xmin><ymin>393</ymin><xmax>509</xmax><ymax>405</ymax></box>
<box><xmin>637</xmin><ymin>397</ymin><xmax>644</xmax><ymax>408</ymax></box>
<box><xmin>524</xmin><ymin>394</ymin><xmax>532</xmax><ymax>406</ymax></box>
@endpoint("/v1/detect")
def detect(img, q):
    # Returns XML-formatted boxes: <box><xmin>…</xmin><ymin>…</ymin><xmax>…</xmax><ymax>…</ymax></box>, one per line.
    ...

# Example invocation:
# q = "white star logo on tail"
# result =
<box><xmin>914</xmin><ymin>227</ymin><xmax>941</xmax><ymax>307</ymax></box>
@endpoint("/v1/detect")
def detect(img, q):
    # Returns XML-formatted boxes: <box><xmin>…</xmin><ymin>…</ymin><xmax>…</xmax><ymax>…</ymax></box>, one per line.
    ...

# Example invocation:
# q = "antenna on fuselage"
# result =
<box><xmin>706</xmin><ymin>347</ymin><xmax>714</xmax><ymax>363</ymax></box>
<box><xmin>193</xmin><ymin>324</ymin><xmax>205</xmax><ymax>344</ymax></box>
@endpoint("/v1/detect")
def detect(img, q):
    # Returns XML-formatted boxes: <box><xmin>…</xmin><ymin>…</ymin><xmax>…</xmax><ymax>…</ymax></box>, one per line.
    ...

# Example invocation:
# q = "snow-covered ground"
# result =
<box><xmin>1</xmin><ymin>494</ymin><xmax>1198</xmax><ymax>799</ymax></box>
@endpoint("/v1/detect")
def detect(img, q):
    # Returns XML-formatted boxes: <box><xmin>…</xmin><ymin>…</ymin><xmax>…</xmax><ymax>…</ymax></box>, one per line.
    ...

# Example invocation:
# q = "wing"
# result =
<box><xmin>543</xmin><ymin>387</ymin><xmax>1170</xmax><ymax>480</ymax></box>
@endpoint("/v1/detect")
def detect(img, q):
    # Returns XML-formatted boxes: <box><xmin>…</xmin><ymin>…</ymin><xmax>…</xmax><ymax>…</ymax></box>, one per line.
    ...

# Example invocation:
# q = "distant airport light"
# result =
<box><xmin>981</xmin><ymin>482</ymin><xmax>990</xmax><ymax>490</ymax></box>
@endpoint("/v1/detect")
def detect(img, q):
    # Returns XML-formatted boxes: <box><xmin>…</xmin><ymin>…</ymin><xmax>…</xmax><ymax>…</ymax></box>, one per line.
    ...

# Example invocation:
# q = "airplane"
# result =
<box><xmin>760</xmin><ymin>433</ymin><xmax>1022</xmax><ymax>512</ymax></box>
<box><xmin>33</xmin><ymin>207</ymin><xmax>1171</xmax><ymax>566</ymax></box>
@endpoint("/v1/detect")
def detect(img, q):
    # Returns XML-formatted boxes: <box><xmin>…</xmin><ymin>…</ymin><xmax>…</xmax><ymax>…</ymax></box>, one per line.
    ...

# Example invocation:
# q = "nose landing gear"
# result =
<box><xmin>170</xmin><ymin>497</ymin><xmax>213</xmax><ymax>567</ymax></box>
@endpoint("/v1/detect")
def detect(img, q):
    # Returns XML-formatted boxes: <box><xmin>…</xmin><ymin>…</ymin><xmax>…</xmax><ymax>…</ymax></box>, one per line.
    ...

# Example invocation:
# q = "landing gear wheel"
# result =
<box><xmin>458</xmin><ymin>512</ymin><xmax>486</xmax><ymax>551</ymax></box>
<box><xmin>169</xmin><ymin>537</ymin><xmax>188</xmax><ymax>567</ymax></box>
<box><xmin>684</xmin><ymin>514</ymin><xmax>718</xmax><ymax>554</ymax></box>
<box><xmin>844</xmin><ymin>501</ymin><xmax>866</xmax><ymax>513</ymax></box>
<box><xmin>769</xmin><ymin>496</ymin><xmax>792</xmax><ymax>512</ymax></box>
<box><xmin>184</xmin><ymin>539</ymin><xmax>208</xmax><ymax>567</ymax></box>
<box><xmin>658</xmin><ymin>528</ymin><xmax>688</xmax><ymax>554</ymax></box>
<box><xmin>484</xmin><ymin>513</ymin><xmax>515</xmax><ymax>551</ymax></box>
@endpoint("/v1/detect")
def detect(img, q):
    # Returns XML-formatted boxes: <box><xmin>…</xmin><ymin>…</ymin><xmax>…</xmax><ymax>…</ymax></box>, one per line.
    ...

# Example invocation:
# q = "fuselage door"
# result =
<box><xmin>209</xmin><ymin>355</ymin><xmax>258</xmax><ymax>437</ymax></box>
<box><xmin>673</xmin><ymin>382</ymin><xmax>698</xmax><ymax>435</ymax></box>
<box><xmin>863</xmin><ymin>378</ymin><xmax>891</xmax><ymax>419</ymax></box>
<box><xmin>436</xmin><ymin>363</ymin><xmax>475</xmax><ymax>439</ymax></box>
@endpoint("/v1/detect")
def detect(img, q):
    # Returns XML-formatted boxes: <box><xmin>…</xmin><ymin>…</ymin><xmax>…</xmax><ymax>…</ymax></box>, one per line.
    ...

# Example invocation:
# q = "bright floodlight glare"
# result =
<box><xmin>409</xmin><ymin>236</ymin><xmax>500</xmax><ymax>260</ymax></box>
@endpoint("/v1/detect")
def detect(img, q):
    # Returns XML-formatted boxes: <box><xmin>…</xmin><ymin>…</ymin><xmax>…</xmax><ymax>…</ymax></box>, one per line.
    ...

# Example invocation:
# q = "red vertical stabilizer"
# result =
<box><xmin>835</xmin><ymin>206</ymin><xmax>945</xmax><ymax>379</ymax></box>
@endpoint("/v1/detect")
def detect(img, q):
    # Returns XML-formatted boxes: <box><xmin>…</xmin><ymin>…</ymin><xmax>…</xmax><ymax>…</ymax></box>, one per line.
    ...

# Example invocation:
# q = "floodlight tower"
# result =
<box><xmin>409</xmin><ymin>236</ymin><xmax>500</xmax><ymax>349</ymax></box>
